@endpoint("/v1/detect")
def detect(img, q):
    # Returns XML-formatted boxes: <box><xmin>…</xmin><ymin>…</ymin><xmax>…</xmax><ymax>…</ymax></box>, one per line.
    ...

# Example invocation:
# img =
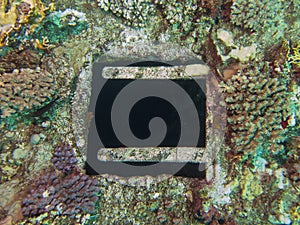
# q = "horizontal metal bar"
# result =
<box><xmin>86</xmin><ymin>161</ymin><xmax>206</xmax><ymax>178</ymax></box>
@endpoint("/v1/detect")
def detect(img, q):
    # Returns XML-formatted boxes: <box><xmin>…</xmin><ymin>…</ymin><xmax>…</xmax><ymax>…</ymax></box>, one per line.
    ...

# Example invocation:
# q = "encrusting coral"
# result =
<box><xmin>0</xmin><ymin>0</ymin><xmax>297</xmax><ymax>224</ymax></box>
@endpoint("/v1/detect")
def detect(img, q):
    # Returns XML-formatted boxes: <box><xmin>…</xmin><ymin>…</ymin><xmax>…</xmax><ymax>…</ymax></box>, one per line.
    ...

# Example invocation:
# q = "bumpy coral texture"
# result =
<box><xmin>51</xmin><ymin>143</ymin><xmax>78</xmax><ymax>173</ymax></box>
<box><xmin>22</xmin><ymin>144</ymin><xmax>99</xmax><ymax>218</ymax></box>
<box><xmin>230</xmin><ymin>0</ymin><xmax>299</xmax><ymax>45</ymax></box>
<box><xmin>0</xmin><ymin>68</ymin><xmax>57</xmax><ymax>118</ymax></box>
<box><xmin>0</xmin><ymin>49</ymin><xmax>41</xmax><ymax>73</ymax></box>
<box><xmin>97</xmin><ymin>0</ymin><xmax>156</xmax><ymax>27</ymax></box>
<box><xmin>220</xmin><ymin>63</ymin><xmax>292</xmax><ymax>154</ymax></box>
<box><xmin>96</xmin><ymin>0</ymin><xmax>212</xmax><ymax>38</ymax></box>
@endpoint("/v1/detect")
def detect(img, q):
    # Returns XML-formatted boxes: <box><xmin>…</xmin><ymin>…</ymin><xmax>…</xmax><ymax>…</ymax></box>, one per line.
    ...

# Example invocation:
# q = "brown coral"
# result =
<box><xmin>0</xmin><ymin>67</ymin><xmax>57</xmax><ymax>119</ymax></box>
<box><xmin>0</xmin><ymin>207</ymin><xmax>8</xmax><ymax>222</ymax></box>
<box><xmin>220</xmin><ymin>62</ymin><xmax>292</xmax><ymax>154</ymax></box>
<box><xmin>0</xmin><ymin>49</ymin><xmax>41</xmax><ymax>74</ymax></box>
<box><xmin>283</xmin><ymin>136</ymin><xmax>300</xmax><ymax>184</ymax></box>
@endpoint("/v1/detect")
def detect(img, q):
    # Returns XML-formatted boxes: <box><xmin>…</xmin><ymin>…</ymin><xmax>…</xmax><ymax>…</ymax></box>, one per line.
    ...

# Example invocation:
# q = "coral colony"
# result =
<box><xmin>0</xmin><ymin>68</ymin><xmax>57</xmax><ymax>119</ymax></box>
<box><xmin>22</xmin><ymin>144</ymin><xmax>99</xmax><ymax>218</ymax></box>
<box><xmin>0</xmin><ymin>0</ymin><xmax>299</xmax><ymax>224</ymax></box>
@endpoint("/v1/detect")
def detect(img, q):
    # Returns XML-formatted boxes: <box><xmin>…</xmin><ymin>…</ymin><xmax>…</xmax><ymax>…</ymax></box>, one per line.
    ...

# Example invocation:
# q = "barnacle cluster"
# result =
<box><xmin>0</xmin><ymin>67</ymin><xmax>57</xmax><ymax>119</ymax></box>
<box><xmin>220</xmin><ymin>62</ymin><xmax>293</xmax><ymax>154</ymax></box>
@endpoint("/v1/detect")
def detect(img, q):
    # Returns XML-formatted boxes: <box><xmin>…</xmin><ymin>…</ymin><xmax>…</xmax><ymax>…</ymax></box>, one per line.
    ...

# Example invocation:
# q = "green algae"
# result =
<box><xmin>3</xmin><ymin>8</ymin><xmax>88</xmax><ymax>54</ymax></box>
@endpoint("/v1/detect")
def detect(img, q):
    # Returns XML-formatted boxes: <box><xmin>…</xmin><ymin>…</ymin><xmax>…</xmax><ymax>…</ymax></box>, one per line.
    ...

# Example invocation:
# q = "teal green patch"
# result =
<box><xmin>4</xmin><ymin>9</ymin><xmax>88</xmax><ymax>52</ymax></box>
<box><xmin>149</xmin><ymin>202</ymin><xmax>160</xmax><ymax>212</ymax></box>
<box><xmin>31</xmin><ymin>11</ymin><xmax>88</xmax><ymax>44</ymax></box>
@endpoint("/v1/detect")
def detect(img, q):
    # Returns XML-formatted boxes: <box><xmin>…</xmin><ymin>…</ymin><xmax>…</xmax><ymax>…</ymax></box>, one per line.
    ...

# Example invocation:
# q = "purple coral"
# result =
<box><xmin>22</xmin><ymin>143</ymin><xmax>100</xmax><ymax>218</ymax></box>
<box><xmin>51</xmin><ymin>143</ymin><xmax>78</xmax><ymax>173</ymax></box>
<box><xmin>22</xmin><ymin>171</ymin><xmax>99</xmax><ymax>217</ymax></box>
